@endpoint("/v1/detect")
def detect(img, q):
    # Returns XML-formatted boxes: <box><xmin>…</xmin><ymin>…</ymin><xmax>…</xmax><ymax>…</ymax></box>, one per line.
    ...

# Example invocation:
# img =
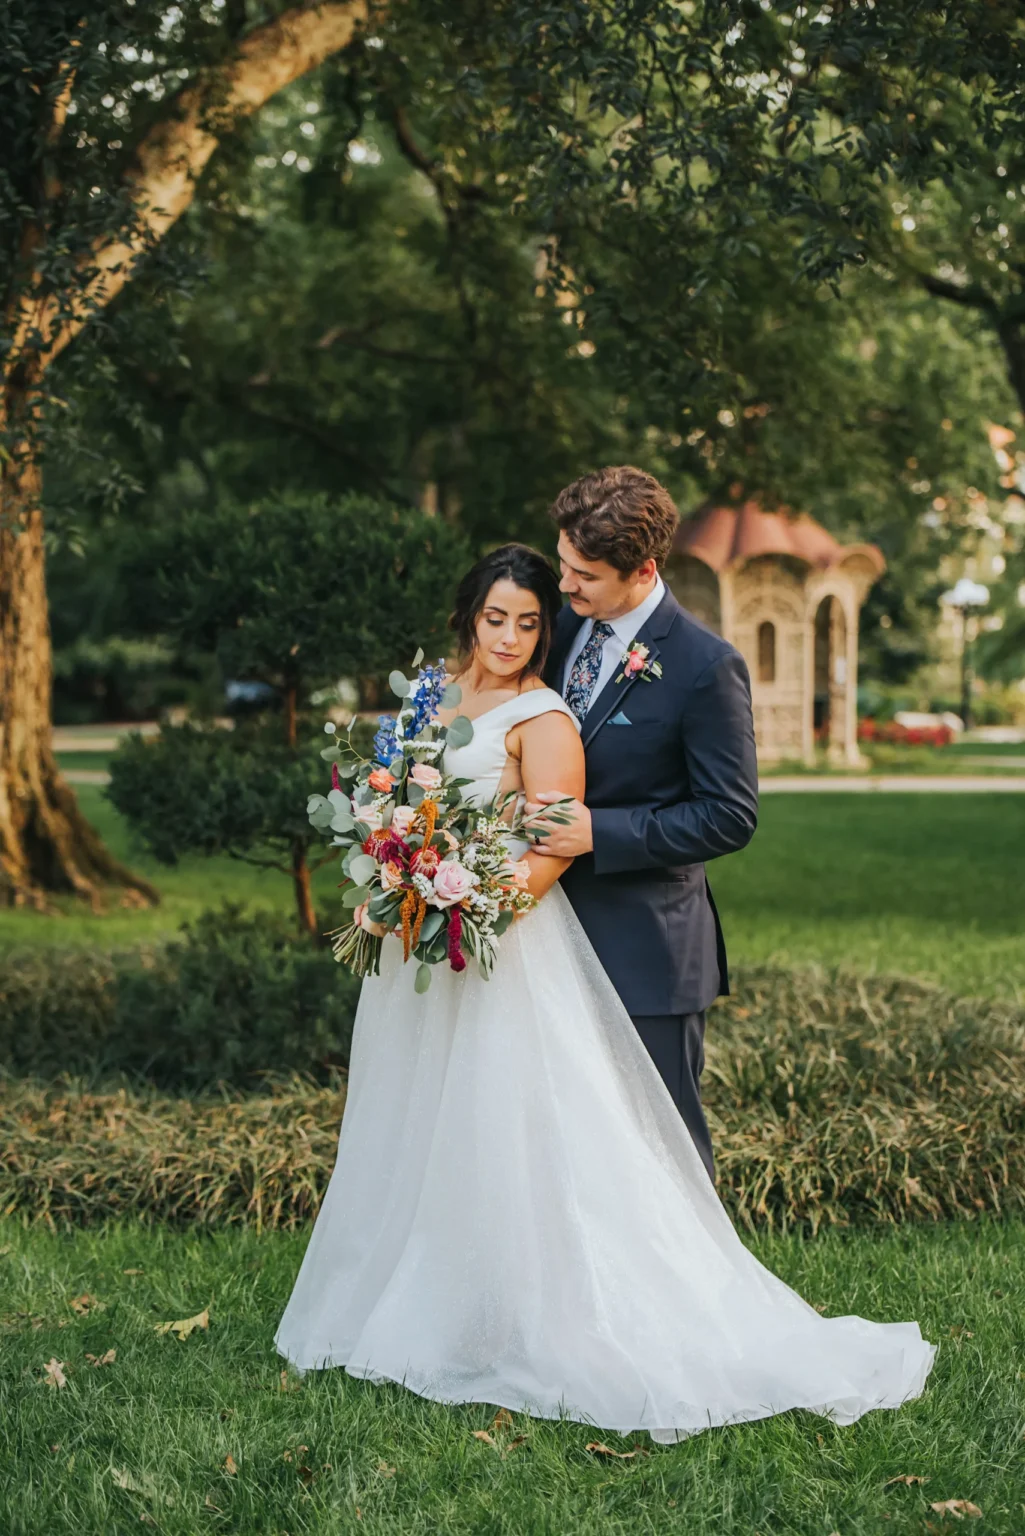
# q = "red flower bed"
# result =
<box><xmin>858</xmin><ymin>718</ymin><xmax>954</xmax><ymax>748</ymax></box>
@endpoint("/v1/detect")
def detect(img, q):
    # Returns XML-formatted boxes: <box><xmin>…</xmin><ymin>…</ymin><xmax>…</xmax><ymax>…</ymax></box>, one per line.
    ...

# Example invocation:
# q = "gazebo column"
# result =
<box><xmin>844</xmin><ymin>598</ymin><xmax>864</xmax><ymax>767</ymax></box>
<box><xmin>802</xmin><ymin>613</ymin><xmax>816</xmax><ymax>766</ymax></box>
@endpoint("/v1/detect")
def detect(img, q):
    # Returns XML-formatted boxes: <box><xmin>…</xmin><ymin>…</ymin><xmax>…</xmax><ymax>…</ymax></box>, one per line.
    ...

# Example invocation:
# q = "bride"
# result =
<box><xmin>274</xmin><ymin>544</ymin><xmax>935</xmax><ymax>1443</ymax></box>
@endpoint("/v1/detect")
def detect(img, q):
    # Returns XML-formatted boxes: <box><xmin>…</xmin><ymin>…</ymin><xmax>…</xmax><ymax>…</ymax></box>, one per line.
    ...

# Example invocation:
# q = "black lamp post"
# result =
<box><xmin>941</xmin><ymin>578</ymin><xmax>990</xmax><ymax>730</ymax></box>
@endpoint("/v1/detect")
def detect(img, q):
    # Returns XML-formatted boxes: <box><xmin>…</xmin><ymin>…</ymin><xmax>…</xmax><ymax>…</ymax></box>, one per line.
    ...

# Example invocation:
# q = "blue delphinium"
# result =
<box><xmin>373</xmin><ymin>714</ymin><xmax>399</xmax><ymax>766</ymax></box>
<box><xmin>404</xmin><ymin>660</ymin><xmax>448</xmax><ymax>739</ymax></box>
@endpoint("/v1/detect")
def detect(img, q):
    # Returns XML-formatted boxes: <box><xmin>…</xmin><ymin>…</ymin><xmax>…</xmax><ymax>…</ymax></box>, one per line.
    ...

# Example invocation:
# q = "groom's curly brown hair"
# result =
<box><xmin>549</xmin><ymin>465</ymin><xmax>680</xmax><ymax>574</ymax></box>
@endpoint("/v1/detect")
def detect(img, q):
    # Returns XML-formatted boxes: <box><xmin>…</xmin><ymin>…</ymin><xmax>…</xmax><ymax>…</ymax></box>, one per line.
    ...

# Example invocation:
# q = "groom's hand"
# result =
<box><xmin>524</xmin><ymin>792</ymin><xmax>593</xmax><ymax>857</ymax></box>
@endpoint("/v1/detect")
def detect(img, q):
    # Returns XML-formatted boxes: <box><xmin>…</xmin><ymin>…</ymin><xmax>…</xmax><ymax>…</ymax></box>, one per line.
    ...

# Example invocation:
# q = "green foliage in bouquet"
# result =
<box><xmin>111</xmin><ymin>492</ymin><xmax>468</xmax><ymax>934</ymax></box>
<box><xmin>312</xmin><ymin>653</ymin><xmax>574</xmax><ymax>989</ymax></box>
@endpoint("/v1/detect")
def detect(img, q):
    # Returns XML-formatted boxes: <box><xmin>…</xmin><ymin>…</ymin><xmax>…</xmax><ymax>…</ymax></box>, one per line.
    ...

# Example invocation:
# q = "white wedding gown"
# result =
<box><xmin>275</xmin><ymin>689</ymin><xmax>935</xmax><ymax>1441</ymax></box>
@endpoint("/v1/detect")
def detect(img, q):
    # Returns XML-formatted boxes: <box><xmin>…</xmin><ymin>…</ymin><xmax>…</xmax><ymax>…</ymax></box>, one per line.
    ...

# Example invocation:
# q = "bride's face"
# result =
<box><xmin>473</xmin><ymin>579</ymin><xmax>543</xmax><ymax>681</ymax></box>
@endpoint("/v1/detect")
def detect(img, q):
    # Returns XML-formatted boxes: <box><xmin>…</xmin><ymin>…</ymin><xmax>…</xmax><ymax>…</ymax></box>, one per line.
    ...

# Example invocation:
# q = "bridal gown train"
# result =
<box><xmin>274</xmin><ymin>689</ymin><xmax>935</xmax><ymax>1442</ymax></box>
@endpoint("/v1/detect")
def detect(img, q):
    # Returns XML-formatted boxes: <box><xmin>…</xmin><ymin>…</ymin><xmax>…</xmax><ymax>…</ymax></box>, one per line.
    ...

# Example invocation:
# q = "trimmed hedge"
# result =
<box><xmin>2</xmin><ymin>967</ymin><xmax>1024</xmax><ymax>1232</ymax></box>
<box><xmin>0</xmin><ymin>906</ymin><xmax>360</xmax><ymax>1090</ymax></box>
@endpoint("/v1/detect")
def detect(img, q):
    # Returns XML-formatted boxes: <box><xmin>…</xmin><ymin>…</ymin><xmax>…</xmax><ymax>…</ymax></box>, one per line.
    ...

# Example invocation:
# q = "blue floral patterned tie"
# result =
<box><xmin>565</xmin><ymin>621</ymin><xmax>615</xmax><ymax>721</ymax></box>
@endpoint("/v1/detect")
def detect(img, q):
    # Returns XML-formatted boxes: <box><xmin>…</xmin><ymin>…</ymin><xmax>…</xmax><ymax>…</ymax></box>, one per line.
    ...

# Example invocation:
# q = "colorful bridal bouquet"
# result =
<box><xmin>308</xmin><ymin>650</ymin><xmax>571</xmax><ymax>992</ymax></box>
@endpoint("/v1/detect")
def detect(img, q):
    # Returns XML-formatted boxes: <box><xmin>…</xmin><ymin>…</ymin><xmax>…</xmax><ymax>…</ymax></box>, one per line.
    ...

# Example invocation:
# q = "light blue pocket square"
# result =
<box><xmin>608</xmin><ymin>711</ymin><xmax>632</xmax><ymax>726</ymax></box>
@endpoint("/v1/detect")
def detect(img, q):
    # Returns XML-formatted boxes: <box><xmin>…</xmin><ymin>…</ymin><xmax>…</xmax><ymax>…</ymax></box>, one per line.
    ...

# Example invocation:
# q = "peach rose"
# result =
<box><xmin>380</xmin><ymin>860</ymin><xmax>405</xmax><ymax>892</ymax></box>
<box><xmin>390</xmin><ymin>805</ymin><xmax>416</xmax><ymax>838</ymax></box>
<box><xmin>357</xmin><ymin>806</ymin><xmax>384</xmax><ymax>833</ymax></box>
<box><xmin>410</xmin><ymin>762</ymin><xmax>442</xmax><ymax>790</ymax></box>
<box><xmin>502</xmin><ymin>857</ymin><xmax>532</xmax><ymax>891</ymax></box>
<box><xmin>368</xmin><ymin>767</ymin><xmax>395</xmax><ymax>793</ymax></box>
<box><xmin>432</xmin><ymin>860</ymin><xmax>478</xmax><ymax>908</ymax></box>
<box><xmin>353</xmin><ymin>902</ymin><xmax>388</xmax><ymax>938</ymax></box>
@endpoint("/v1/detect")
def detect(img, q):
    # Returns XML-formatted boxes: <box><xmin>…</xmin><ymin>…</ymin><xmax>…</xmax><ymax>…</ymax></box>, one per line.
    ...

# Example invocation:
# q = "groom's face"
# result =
<box><xmin>557</xmin><ymin>532</ymin><xmax>654</xmax><ymax>622</ymax></box>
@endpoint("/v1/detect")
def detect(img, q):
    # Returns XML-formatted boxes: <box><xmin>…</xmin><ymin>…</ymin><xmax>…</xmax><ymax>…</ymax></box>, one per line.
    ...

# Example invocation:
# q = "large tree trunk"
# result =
<box><xmin>0</xmin><ymin>421</ymin><xmax>158</xmax><ymax>909</ymax></box>
<box><xmin>0</xmin><ymin>2</ymin><xmax>368</xmax><ymax>911</ymax></box>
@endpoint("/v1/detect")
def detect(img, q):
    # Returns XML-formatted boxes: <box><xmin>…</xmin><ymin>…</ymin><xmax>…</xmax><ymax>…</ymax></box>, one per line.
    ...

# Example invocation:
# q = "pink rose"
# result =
<box><xmin>502</xmin><ymin>857</ymin><xmax>532</xmax><ymax>892</ymax></box>
<box><xmin>368</xmin><ymin>767</ymin><xmax>395</xmax><ymax>793</ymax></box>
<box><xmin>380</xmin><ymin>860</ymin><xmax>405</xmax><ymax>892</ymax></box>
<box><xmin>390</xmin><ymin>805</ymin><xmax>416</xmax><ymax>838</ymax></box>
<box><xmin>432</xmin><ymin>860</ymin><xmax>478</xmax><ymax>908</ymax></box>
<box><xmin>410</xmin><ymin>762</ymin><xmax>442</xmax><ymax>790</ymax></box>
<box><xmin>624</xmin><ymin>650</ymin><xmax>645</xmax><ymax>675</ymax></box>
<box><xmin>358</xmin><ymin>806</ymin><xmax>384</xmax><ymax>833</ymax></box>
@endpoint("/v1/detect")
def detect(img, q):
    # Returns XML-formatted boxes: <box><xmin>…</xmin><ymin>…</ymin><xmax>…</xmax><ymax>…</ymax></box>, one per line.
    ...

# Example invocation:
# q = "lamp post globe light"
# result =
<box><xmin>940</xmin><ymin>578</ymin><xmax>990</xmax><ymax>730</ymax></box>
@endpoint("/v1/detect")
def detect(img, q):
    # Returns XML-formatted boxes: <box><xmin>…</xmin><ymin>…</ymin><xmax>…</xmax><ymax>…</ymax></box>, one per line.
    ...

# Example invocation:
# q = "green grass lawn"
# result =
<box><xmin>713</xmin><ymin>793</ymin><xmax>1025</xmax><ymax>1001</ymax></box>
<box><xmin>2</xmin><ymin>788</ymin><xmax>1022</xmax><ymax>1001</ymax></box>
<box><xmin>3</xmin><ymin>1217</ymin><xmax>1021</xmax><ymax>1536</ymax></box>
<box><xmin>0</xmin><ymin>786</ymin><xmax>343</xmax><ymax>951</ymax></box>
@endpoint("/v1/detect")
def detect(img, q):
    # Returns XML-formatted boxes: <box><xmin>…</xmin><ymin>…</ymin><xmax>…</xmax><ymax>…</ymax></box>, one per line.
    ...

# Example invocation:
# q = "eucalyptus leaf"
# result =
<box><xmin>328</xmin><ymin>806</ymin><xmax>354</xmax><ymax>833</ymax></box>
<box><xmin>320</xmin><ymin>745</ymin><xmax>341</xmax><ymax>762</ymax></box>
<box><xmin>440</xmin><ymin>682</ymin><xmax>462</xmax><ymax>708</ymax></box>
<box><xmin>412</xmin><ymin>647</ymin><xmax>424</xmax><ymax>668</ymax></box>
<box><xmin>388</xmin><ymin>755</ymin><xmax>406</xmax><ymax>776</ymax></box>
<box><xmin>414</xmin><ymin>963</ymin><xmax>433</xmax><ymax>994</ymax></box>
<box><xmin>445</xmin><ymin>714</ymin><xmax>474</xmax><ymax>750</ymax></box>
<box><xmin>389</xmin><ymin>670</ymin><xmax>411</xmax><ymax>699</ymax></box>
<box><xmin>493</xmin><ymin>910</ymin><xmax>514</xmax><ymax>937</ymax></box>
<box><xmin>341</xmin><ymin>883</ymin><xmax>370</xmax><ymax>908</ymax></box>
<box><xmin>407</xmin><ymin>781</ymin><xmax>425</xmax><ymax>807</ymax></box>
<box><xmin>419</xmin><ymin>911</ymin><xmax>446</xmax><ymax>945</ymax></box>
<box><xmin>349</xmin><ymin>852</ymin><xmax>378</xmax><ymax>885</ymax></box>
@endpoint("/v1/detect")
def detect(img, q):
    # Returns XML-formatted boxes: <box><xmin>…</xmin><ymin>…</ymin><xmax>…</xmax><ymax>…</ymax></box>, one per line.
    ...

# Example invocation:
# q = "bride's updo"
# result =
<box><xmin>449</xmin><ymin>544</ymin><xmax>563</xmax><ymax>678</ymax></box>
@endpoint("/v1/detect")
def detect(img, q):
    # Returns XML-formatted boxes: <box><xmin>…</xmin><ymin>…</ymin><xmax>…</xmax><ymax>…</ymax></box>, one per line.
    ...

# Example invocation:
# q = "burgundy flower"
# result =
<box><xmin>331</xmin><ymin>762</ymin><xmax>342</xmax><ymax>792</ymax></box>
<box><xmin>447</xmin><ymin>908</ymin><xmax>467</xmax><ymax>972</ymax></box>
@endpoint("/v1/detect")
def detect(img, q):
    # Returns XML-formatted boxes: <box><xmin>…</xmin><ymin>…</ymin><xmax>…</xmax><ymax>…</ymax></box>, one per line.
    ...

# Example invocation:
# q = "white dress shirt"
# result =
<box><xmin>561</xmin><ymin>573</ymin><xmax>666</xmax><ymax>703</ymax></box>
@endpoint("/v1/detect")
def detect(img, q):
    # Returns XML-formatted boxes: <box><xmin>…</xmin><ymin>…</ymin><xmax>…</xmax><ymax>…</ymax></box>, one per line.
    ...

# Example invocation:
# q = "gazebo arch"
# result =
<box><xmin>664</xmin><ymin>496</ymin><xmax>885</xmax><ymax>766</ymax></box>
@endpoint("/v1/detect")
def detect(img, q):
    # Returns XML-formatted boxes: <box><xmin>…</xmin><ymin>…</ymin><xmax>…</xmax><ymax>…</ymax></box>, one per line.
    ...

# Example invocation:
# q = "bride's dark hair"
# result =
<box><xmin>449</xmin><ymin>543</ymin><xmax>563</xmax><ymax>678</ymax></box>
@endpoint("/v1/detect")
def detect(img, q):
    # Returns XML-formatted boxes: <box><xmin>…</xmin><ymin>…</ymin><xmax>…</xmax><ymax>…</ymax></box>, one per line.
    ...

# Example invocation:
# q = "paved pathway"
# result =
<box><xmin>760</xmin><ymin>774</ymin><xmax>1025</xmax><ymax>793</ymax></box>
<box><xmin>63</xmin><ymin>768</ymin><xmax>1025</xmax><ymax>792</ymax></box>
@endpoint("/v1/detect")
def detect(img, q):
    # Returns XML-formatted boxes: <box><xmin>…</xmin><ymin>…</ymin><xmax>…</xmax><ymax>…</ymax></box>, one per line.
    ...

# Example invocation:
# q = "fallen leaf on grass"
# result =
<box><xmin>930</xmin><ymin>1500</ymin><xmax>982</xmax><ymax>1519</ymax></box>
<box><xmin>42</xmin><ymin>1358</ymin><xmax>67</xmax><ymax>1389</ymax></box>
<box><xmin>85</xmin><ymin>1348</ymin><xmax>117</xmax><ymax>1367</ymax></box>
<box><xmin>377</xmin><ymin>1462</ymin><xmax>397</xmax><ymax>1478</ymax></box>
<box><xmin>278</xmin><ymin>1368</ymin><xmax>300</xmax><ymax>1392</ymax></box>
<box><xmin>222</xmin><ymin>1455</ymin><xmax>237</xmax><ymax>1476</ymax></box>
<box><xmin>154</xmin><ymin>1308</ymin><xmax>209</xmax><ymax>1340</ymax></box>
<box><xmin>492</xmin><ymin>1408</ymin><xmax>515</xmax><ymax>1431</ymax></box>
<box><xmin>885</xmin><ymin>1474</ymin><xmax>929</xmax><ymax>1487</ymax></box>
<box><xmin>472</xmin><ymin>1430</ymin><xmax>497</xmax><ymax>1447</ymax></box>
<box><xmin>506</xmin><ymin>1435</ymin><xmax>528</xmax><ymax>1452</ymax></box>
<box><xmin>585</xmin><ymin>1442</ymin><xmax>649</xmax><ymax>1460</ymax></box>
<box><xmin>204</xmin><ymin>1495</ymin><xmax>222</xmax><ymax>1512</ymax></box>
<box><xmin>282</xmin><ymin>1446</ymin><xmax>309</xmax><ymax>1463</ymax></box>
<box><xmin>948</xmin><ymin>1325</ymin><xmax>974</xmax><ymax>1341</ymax></box>
<box><xmin>68</xmin><ymin>1293</ymin><xmax>104</xmax><ymax>1316</ymax></box>
<box><xmin>110</xmin><ymin>1467</ymin><xmax>175</xmax><ymax>1507</ymax></box>
<box><xmin>122</xmin><ymin>1268</ymin><xmax>144</xmax><ymax>1276</ymax></box>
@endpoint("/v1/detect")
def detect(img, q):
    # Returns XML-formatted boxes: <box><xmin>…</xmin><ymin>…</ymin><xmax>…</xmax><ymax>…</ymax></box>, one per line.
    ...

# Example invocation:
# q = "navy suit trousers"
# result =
<box><xmin>631</xmin><ymin>1011</ymin><xmax>714</xmax><ymax>1183</ymax></box>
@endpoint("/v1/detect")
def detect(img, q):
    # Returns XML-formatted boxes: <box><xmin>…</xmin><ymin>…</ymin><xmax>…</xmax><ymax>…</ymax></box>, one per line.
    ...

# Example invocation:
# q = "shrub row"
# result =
<box><xmin>0</xmin><ymin>907</ymin><xmax>360</xmax><ymax>1090</ymax></box>
<box><xmin>3</xmin><ymin>967</ymin><xmax>1023</xmax><ymax>1232</ymax></box>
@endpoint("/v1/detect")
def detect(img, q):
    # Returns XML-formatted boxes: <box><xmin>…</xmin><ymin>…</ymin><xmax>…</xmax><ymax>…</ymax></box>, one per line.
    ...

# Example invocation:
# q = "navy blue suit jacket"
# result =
<box><xmin>544</xmin><ymin>588</ymin><xmax>759</xmax><ymax>1015</ymax></box>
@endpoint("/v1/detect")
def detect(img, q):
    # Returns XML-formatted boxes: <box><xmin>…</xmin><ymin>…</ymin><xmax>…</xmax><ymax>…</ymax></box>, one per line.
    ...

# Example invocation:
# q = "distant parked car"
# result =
<box><xmin>224</xmin><ymin>679</ymin><xmax>278</xmax><ymax>717</ymax></box>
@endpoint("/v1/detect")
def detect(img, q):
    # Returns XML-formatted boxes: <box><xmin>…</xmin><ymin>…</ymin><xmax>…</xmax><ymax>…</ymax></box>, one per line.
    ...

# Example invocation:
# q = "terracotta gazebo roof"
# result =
<box><xmin>674</xmin><ymin>497</ymin><xmax>885</xmax><ymax>575</ymax></box>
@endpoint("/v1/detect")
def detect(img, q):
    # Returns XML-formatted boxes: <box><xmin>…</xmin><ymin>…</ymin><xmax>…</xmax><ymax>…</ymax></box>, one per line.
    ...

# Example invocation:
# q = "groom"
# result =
<box><xmin>531</xmin><ymin>466</ymin><xmax>758</xmax><ymax>1181</ymax></box>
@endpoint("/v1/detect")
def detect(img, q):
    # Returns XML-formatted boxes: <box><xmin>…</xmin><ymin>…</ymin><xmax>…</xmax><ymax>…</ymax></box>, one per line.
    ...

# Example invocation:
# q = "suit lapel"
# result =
<box><xmin>580</xmin><ymin>587</ymin><xmax>679</xmax><ymax>749</ymax></box>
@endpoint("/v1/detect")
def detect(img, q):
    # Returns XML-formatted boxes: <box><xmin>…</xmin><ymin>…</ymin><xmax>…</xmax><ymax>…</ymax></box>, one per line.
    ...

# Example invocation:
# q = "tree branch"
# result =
<box><xmin>915</xmin><ymin>270</ymin><xmax>996</xmax><ymax>313</ymax></box>
<box><xmin>6</xmin><ymin>1</ymin><xmax>370</xmax><ymax>380</ymax></box>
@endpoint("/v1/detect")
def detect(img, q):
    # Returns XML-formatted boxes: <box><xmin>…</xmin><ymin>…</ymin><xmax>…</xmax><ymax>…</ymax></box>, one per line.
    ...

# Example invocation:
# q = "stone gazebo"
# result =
<box><xmin>665</xmin><ymin>498</ymin><xmax>886</xmax><ymax>765</ymax></box>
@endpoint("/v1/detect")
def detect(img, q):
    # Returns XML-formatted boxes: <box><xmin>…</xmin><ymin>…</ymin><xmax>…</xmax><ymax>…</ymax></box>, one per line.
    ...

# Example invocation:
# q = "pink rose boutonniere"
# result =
<box><xmin>615</xmin><ymin>639</ymin><xmax>663</xmax><ymax>685</ymax></box>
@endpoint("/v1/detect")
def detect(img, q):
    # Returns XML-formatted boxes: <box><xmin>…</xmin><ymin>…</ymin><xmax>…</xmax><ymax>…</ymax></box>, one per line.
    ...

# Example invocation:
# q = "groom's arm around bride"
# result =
<box><xmin>531</xmin><ymin>466</ymin><xmax>759</xmax><ymax>1180</ymax></box>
